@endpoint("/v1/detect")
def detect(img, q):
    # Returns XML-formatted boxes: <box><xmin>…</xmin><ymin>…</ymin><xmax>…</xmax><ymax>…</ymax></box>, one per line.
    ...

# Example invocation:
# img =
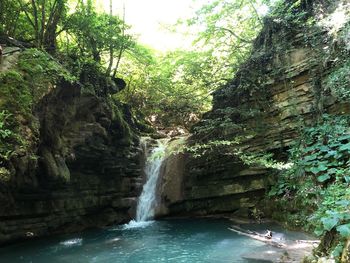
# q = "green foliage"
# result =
<box><xmin>0</xmin><ymin>109</ymin><xmax>21</xmax><ymax>183</ymax></box>
<box><xmin>0</xmin><ymin>110</ymin><xmax>12</xmax><ymax>140</ymax></box>
<box><xmin>185</xmin><ymin>139</ymin><xmax>240</xmax><ymax>158</ymax></box>
<box><xmin>9</xmin><ymin>0</ymin><xmax>68</xmax><ymax>50</ymax></box>
<box><xmin>185</xmin><ymin>137</ymin><xmax>287</xmax><ymax>171</ymax></box>
<box><xmin>2</xmin><ymin>0</ymin><xmax>282</xmax><ymax>130</ymax></box>
<box><xmin>0</xmin><ymin>167</ymin><xmax>11</xmax><ymax>182</ymax></box>
<box><xmin>269</xmin><ymin>0</ymin><xmax>310</xmax><ymax>24</ymax></box>
<box><xmin>0</xmin><ymin>110</ymin><xmax>14</xmax><ymax>162</ymax></box>
<box><xmin>0</xmin><ymin>1</ymin><xmax>24</xmax><ymax>36</ymax></box>
<box><xmin>0</xmin><ymin>70</ymin><xmax>32</xmax><ymax>113</ymax></box>
<box><xmin>312</xmin><ymin>183</ymin><xmax>350</xmax><ymax>236</ymax></box>
<box><xmin>193</xmin><ymin>117</ymin><xmax>242</xmax><ymax>137</ymax></box>
<box><xmin>148</xmin><ymin>50</ymin><xmax>214</xmax><ymax>125</ymax></box>
<box><xmin>269</xmin><ymin>115</ymin><xmax>350</xmax><ymax>261</ymax></box>
<box><xmin>186</xmin><ymin>0</ymin><xmax>272</xmax><ymax>84</ymax></box>
<box><xmin>65</xmin><ymin>2</ymin><xmax>134</xmax><ymax>65</ymax></box>
<box><xmin>193</xmin><ymin>106</ymin><xmax>261</xmax><ymax>139</ymax></box>
<box><xmin>0</xmin><ymin>0</ymin><xmax>44</xmax><ymax>41</ymax></box>
<box><xmin>116</xmin><ymin>0</ymin><xmax>280</xmax><ymax>129</ymax></box>
<box><xmin>2</xmin><ymin>0</ymin><xmax>135</xmax><ymax>78</ymax></box>
<box><xmin>117</xmin><ymin>48</ymin><xmax>215</xmax><ymax>128</ymax></box>
<box><xmin>270</xmin><ymin>115</ymin><xmax>350</xmax><ymax>195</ymax></box>
<box><xmin>326</xmin><ymin>61</ymin><xmax>350</xmax><ymax>101</ymax></box>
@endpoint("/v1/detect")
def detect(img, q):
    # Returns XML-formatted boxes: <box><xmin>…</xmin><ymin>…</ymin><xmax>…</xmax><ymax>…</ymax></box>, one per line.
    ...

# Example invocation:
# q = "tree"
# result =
<box><xmin>0</xmin><ymin>1</ymin><xmax>22</xmax><ymax>37</ymax></box>
<box><xmin>15</xmin><ymin>0</ymin><xmax>68</xmax><ymax>52</ymax></box>
<box><xmin>116</xmin><ymin>47</ymin><xmax>218</xmax><ymax>129</ymax></box>
<box><xmin>65</xmin><ymin>0</ymin><xmax>134</xmax><ymax>74</ymax></box>
<box><xmin>186</xmin><ymin>0</ymin><xmax>274</xmax><ymax>88</ymax></box>
<box><xmin>115</xmin><ymin>0</ymin><xmax>276</xmax><ymax>129</ymax></box>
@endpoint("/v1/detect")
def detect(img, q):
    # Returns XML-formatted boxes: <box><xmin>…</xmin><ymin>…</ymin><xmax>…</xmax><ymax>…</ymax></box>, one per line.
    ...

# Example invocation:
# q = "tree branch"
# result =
<box><xmin>106</xmin><ymin>0</ymin><xmax>114</xmax><ymax>75</ymax></box>
<box><xmin>214</xmin><ymin>27</ymin><xmax>253</xmax><ymax>43</ymax></box>
<box><xmin>112</xmin><ymin>3</ymin><xmax>126</xmax><ymax>78</ymax></box>
<box><xmin>31</xmin><ymin>0</ymin><xmax>40</xmax><ymax>46</ymax></box>
<box><xmin>46</xmin><ymin>0</ymin><xmax>59</xmax><ymax>29</ymax></box>
<box><xmin>16</xmin><ymin>0</ymin><xmax>36</xmax><ymax>31</ymax></box>
<box><xmin>247</xmin><ymin>0</ymin><xmax>263</xmax><ymax>26</ymax></box>
<box><xmin>40</xmin><ymin>0</ymin><xmax>47</xmax><ymax>48</ymax></box>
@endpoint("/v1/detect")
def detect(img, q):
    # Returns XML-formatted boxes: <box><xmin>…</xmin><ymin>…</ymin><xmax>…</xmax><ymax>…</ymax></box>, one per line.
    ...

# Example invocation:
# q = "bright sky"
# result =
<box><xmin>97</xmin><ymin>0</ymin><xmax>200</xmax><ymax>51</ymax></box>
<box><xmin>96</xmin><ymin>0</ymin><xmax>274</xmax><ymax>52</ymax></box>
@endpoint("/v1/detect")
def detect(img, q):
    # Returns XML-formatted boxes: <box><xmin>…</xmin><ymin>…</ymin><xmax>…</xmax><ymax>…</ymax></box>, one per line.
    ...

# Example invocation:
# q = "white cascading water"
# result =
<box><xmin>136</xmin><ymin>139</ymin><xmax>167</xmax><ymax>221</ymax></box>
<box><xmin>124</xmin><ymin>139</ymin><xmax>168</xmax><ymax>228</ymax></box>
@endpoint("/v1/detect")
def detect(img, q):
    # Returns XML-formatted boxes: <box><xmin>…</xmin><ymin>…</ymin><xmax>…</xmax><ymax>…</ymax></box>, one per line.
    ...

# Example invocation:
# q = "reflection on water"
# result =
<box><xmin>60</xmin><ymin>238</ymin><xmax>83</xmax><ymax>247</ymax></box>
<box><xmin>0</xmin><ymin>219</ymin><xmax>313</xmax><ymax>263</ymax></box>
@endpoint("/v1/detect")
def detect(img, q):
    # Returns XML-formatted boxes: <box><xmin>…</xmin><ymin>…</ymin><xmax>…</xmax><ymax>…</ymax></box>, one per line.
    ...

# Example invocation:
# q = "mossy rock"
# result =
<box><xmin>0</xmin><ymin>167</ymin><xmax>11</xmax><ymax>183</ymax></box>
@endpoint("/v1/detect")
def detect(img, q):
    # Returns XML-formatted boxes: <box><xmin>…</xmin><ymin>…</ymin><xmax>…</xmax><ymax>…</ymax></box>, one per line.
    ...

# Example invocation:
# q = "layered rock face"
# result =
<box><xmin>168</xmin><ymin>151</ymin><xmax>269</xmax><ymax>217</ymax></box>
<box><xmin>156</xmin><ymin>138</ymin><xmax>187</xmax><ymax>217</ymax></box>
<box><xmin>0</xmin><ymin>79</ymin><xmax>141</xmax><ymax>245</ymax></box>
<box><xmin>166</xmin><ymin>0</ymin><xmax>348</xmax><ymax>217</ymax></box>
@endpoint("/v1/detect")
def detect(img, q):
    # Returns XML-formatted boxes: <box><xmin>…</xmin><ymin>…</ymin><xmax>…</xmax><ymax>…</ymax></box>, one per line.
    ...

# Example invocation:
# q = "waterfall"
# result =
<box><xmin>124</xmin><ymin>138</ymin><xmax>169</xmax><ymax>229</ymax></box>
<box><xmin>136</xmin><ymin>139</ymin><xmax>168</xmax><ymax>222</ymax></box>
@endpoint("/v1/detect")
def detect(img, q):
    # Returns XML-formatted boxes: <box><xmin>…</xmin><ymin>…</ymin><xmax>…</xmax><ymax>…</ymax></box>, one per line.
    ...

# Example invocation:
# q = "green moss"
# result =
<box><xmin>0</xmin><ymin>48</ymin><xmax>74</xmax><ymax>178</ymax></box>
<box><xmin>17</xmin><ymin>49</ymin><xmax>76</xmax><ymax>103</ymax></box>
<box><xmin>0</xmin><ymin>110</ymin><xmax>15</xmax><ymax>159</ymax></box>
<box><xmin>114</xmin><ymin>107</ymin><xmax>133</xmax><ymax>144</ymax></box>
<box><xmin>107</xmin><ymin>97</ymin><xmax>134</xmax><ymax>145</ymax></box>
<box><xmin>0</xmin><ymin>167</ymin><xmax>11</xmax><ymax>183</ymax></box>
<box><xmin>18</xmin><ymin>49</ymin><xmax>75</xmax><ymax>82</ymax></box>
<box><xmin>0</xmin><ymin>49</ymin><xmax>76</xmax><ymax>114</ymax></box>
<box><xmin>0</xmin><ymin>110</ymin><xmax>18</xmax><ymax>181</ymax></box>
<box><xmin>0</xmin><ymin>70</ymin><xmax>32</xmax><ymax>113</ymax></box>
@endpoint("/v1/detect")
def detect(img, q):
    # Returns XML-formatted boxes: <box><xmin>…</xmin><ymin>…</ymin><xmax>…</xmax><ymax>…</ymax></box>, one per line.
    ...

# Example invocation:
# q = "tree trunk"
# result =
<box><xmin>106</xmin><ymin>0</ymin><xmax>114</xmax><ymax>75</ymax></box>
<box><xmin>44</xmin><ymin>0</ymin><xmax>65</xmax><ymax>54</ymax></box>
<box><xmin>112</xmin><ymin>3</ymin><xmax>126</xmax><ymax>78</ymax></box>
<box><xmin>31</xmin><ymin>0</ymin><xmax>40</xmax><ymax>47</ymax></box>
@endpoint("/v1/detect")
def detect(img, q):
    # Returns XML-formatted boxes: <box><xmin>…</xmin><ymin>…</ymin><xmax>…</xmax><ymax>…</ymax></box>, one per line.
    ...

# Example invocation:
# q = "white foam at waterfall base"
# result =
<box><xmin>125</xmin><ymin>139</ymin><xmax>168</xmax><ymax>228</ymax></box>
<box><xmin>59</xmin><ymin>238</ymin><xmax>83</xmax><ymax>247</ymax></box>
<box><xmin>122</xmin><ymin>220</ymin><xmax>155</xmax><ymax>230</ymax></box>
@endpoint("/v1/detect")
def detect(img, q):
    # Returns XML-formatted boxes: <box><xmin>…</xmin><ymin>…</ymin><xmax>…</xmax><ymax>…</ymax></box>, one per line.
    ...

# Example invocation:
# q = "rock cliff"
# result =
<box><xmin>0</xmin><ymin>50</ymin><xmax>142</xmax><ymax>245</ymax></box>
<box><xmin>165</xmin><ymin>0</ymin><xmax>350</xmax><ymax>217</ymax></box>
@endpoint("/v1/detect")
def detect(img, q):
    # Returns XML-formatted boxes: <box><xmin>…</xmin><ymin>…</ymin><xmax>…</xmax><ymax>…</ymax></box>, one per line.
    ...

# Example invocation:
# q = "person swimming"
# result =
<box><xmin>264</xmin><ymin>230</ymin><xmax>272</xmax><ymax>239</ymax></box>
<box><xmin>0</xmin><ymin>45</ymin><xmax>3</xmax><ymax>65</ymax></box>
